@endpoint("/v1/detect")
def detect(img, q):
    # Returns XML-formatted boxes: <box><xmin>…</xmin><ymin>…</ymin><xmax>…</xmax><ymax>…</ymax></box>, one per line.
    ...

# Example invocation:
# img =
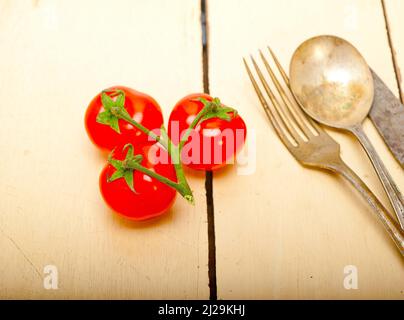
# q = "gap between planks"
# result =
<box><xmin>381</xmin><ymin>0</ymin><xmax>403</xmax><ymax>103</ymax></box>
<box><xmin>201</xmin><ymin>0</ymin><xmax>217</xmax><ymax>301</ymax></box>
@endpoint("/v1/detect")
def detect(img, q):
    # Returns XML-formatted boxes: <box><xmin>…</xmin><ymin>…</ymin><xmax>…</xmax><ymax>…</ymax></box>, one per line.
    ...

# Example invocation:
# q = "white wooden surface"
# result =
<box><xmin>208</xmin><ymin>0</ymin><xmax>404</xmax><ymax>299</ymax></box>
<box><xmin>0</xmin><ymin>0</ymin><xmax>403</xmax><ymax>300</ymax></box>
<box><xmin>0</xmin><ymin>0</ymin><xmax>208</xmax><ymax>299</ymax></box>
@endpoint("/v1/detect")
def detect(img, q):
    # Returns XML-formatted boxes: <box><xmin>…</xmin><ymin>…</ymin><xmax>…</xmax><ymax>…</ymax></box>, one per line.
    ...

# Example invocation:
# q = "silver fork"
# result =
<box><xmin>243</xmin><ymin>48</ymin><xmax>404</xmax><ymax>256</ymax></box>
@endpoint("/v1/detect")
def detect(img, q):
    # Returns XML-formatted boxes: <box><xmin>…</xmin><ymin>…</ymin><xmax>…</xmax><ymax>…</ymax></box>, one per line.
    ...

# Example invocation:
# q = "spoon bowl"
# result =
<box><xmin>289</xmin><ymin>35</ymin><xmax>374</xmax><ymax>128</ymax></box>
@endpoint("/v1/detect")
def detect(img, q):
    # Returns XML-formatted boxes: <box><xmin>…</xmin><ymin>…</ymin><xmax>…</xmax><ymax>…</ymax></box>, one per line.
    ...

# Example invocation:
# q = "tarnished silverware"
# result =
<box><xmin>289</xmin><ymin>35</ymin><xmax>404</xmax><ymax>229</ymax></box>
<box><xmin>243</xmin><ymin>48</ymin><xmax>404</xmax><ymax>256</ymax></box>
<box><xmin>369</xmin><ymin>69</ymin><xmax>404</xmax><ymax>168</ymax></box>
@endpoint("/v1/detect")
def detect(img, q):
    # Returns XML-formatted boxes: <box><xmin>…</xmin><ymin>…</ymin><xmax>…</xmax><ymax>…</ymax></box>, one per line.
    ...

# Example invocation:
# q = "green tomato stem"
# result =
<box><xmin>178</xmin><ymin>105</ymin><xmax>210</xmax><ymax>150</ymax></box>
<box><xmin>126</xmin><ymin>159</ymin><xmax>194</xmax><ymax>204</ymax></box>
<box><xmin>113</xmin><ymin>108</ymin><xmax>167</xmax><ymax>149</ymax></box>
<box><xmin>112</xmin><ymin>102</ymin><xmax>213</xmax><ymax>205</ymax></box>
<box><xmin>103</xmin><ymin>93</ymin><xmax>236</xmax><ymax>206</ymax></box>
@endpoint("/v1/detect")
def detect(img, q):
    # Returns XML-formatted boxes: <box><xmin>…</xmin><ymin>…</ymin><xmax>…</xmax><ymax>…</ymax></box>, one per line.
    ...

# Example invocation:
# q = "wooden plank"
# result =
<box><xmin>384</xmin><ymin>0</ymin><xmax>404</xmax><ymax>101</ymax></box>
<box><xmin>208</xmin><ymin>0</ymin><xmax>404</xmax><ymax>299</ymax></box>
<box><xmin>0</xmin><ymin>0</ymin><xmax>208</xmax><ymax>299</ymax></box>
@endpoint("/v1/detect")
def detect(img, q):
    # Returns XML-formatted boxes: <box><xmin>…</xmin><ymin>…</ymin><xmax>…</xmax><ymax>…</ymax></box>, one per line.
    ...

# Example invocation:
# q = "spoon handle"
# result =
<box><xmin>330</xmin><ymin>159</ymin><xmax>404</xmax><ymax>256</ymax></box>
<box><xmin>350</xmin><ymin>124</ymin><xmax>404</xmax><ymax>229</ymax></box>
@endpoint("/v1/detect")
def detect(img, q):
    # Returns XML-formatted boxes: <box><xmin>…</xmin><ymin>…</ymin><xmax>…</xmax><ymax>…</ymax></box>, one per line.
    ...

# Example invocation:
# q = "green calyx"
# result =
<box><xmin>178</xmin><ymin>97</ymin><xmax>238</xmax><ymax>150</ymax></box>
<box><xmin>107</xmin><ymin>144</ymin><xmax>142</xmax><ymax>192</ymax></box>
<box><xmin>197</xmin><ymin>97</ymin><xmax>238</xmax><ymax>123</ymax></box>
<box><xmin>96</xmin><ymin>89</ymin><xmax>130</xmax><ymax>133</ymax></box>
<box><xmin>97</xmin><ymin>89</ymin><xmax>163</xmax><ymax>146</ymax></box>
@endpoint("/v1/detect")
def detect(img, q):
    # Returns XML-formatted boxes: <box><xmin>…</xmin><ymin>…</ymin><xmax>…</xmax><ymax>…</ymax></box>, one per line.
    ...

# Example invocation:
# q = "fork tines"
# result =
<box><xmin>243</xmin><ymin>48</ymin><xmax>320</xmax><ymax>148</ymax></box>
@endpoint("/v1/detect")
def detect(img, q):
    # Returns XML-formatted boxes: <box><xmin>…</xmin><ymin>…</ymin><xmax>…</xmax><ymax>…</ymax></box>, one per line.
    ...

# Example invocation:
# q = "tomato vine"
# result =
<box><xmin>96</xmin><ymin>89</ymin><xmax>237</xmax><ymax>204</ymax></box>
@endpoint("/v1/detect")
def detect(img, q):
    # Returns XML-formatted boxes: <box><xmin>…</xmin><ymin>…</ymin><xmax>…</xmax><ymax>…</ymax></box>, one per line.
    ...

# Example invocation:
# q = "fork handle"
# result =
<box><xmin>350</xmin><ymin>124</ymin><xmax>404</xmax><ymax>230</ymax></box>
<box><xmin>330</xmin><ymin>159</ymin><xmax>404</xmax><ymax>256</ymax></box>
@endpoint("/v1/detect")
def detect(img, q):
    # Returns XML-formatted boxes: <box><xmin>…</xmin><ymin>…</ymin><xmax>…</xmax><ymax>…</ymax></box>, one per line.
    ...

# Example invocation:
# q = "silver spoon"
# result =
<box><xmin>289</xmin><ymin>35</ymin><xmax>404</xmax><ymax>229</ymax></box>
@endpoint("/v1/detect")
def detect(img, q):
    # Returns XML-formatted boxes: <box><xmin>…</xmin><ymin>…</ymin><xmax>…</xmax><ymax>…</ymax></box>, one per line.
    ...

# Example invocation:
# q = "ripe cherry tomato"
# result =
<box><xmin>85</xmin><ymin>86</ymin><xmax>163</xmax><ymax>151</ymax></box>
<box><xmin>168</xmin><ymin>93</ymin><xmax>247</xmax><ymax>171</ymax></box>
<box><xmin>99</xmin><ymin>143</ymin><xmax>177</xmax><ymax>220</ymax></box>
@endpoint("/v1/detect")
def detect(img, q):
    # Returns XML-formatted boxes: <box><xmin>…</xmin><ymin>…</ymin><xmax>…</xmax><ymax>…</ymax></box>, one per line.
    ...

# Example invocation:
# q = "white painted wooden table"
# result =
<box><xmin>0</xmin><ymin>0</ymin><xmax>403</xmax><ymax>299</ymax></box>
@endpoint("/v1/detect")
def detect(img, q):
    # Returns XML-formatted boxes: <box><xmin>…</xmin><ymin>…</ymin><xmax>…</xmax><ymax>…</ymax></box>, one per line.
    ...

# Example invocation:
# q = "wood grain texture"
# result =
<box><xmin>0</xmin><ymin>0</ymin><xmax>208</xmax><ymax>299</ymax></box>
<box><xmin>384</xmin><ymin>0</ymin><xmax>404</xmax><ymax>101</ymax></box>
<box><xmin>208</xmin><ymin>0</ymin><xmax>404</xmax><ymax>299</ymax></box>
